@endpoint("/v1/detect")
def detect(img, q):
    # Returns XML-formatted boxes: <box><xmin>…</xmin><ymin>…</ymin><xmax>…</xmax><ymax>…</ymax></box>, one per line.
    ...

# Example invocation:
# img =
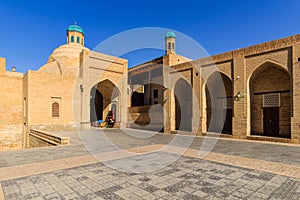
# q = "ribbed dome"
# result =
<box><xmin>67</xmin><ymin>24</ymin><xmax>85</xmax><ymax>35</ymax></box>
<box><xmin>165</xmin><ymin>31</ymin><xmax>176</xmax><ymax>38</ymax></box>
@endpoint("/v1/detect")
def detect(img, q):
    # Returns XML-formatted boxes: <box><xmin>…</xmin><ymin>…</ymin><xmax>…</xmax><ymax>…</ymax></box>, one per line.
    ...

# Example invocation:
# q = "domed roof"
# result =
<box><xmin>50</xmin><ymin>43</ymin><xmax>90</xmax><ymax>59</ymax></box>
<box><xmin>38</xmin><ymin>43</ymin><xmax>90</xmax><ymax>76</ymax></box>
<box><xmin>165</xmin><ymin>31</ymin><xmax>176</xmax><ymax>38</ymax></box>
<box><xmin>67</xmin><ymin>24</ymin><xmax>85</xmax><ymax>35</ymax></box>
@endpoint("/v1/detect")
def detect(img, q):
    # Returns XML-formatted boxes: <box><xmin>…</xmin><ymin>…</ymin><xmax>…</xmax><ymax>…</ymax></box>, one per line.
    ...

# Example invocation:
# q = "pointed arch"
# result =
<box><xmin>248</xmin><ymin>60</ymin><xmax>290</xmax><ymax>82</ymax></box>
<box><xmin>205</xmin><ymin>71</ymin><xmax>233</xmax><ymax>134</ymax></box>
<box><xmin>249</xmin><ymin>61</ymin><xmax>291</xmax><ymax>138</ymax></box>
<box><xmin>174</xmin><ymin>78</ymin><xmax>192</xmax><ymax>131</ymax></box>
<box><xmin>90</xmin><ymin>79</ymin><xmax>121</xmax><ymax>125</ymax></box>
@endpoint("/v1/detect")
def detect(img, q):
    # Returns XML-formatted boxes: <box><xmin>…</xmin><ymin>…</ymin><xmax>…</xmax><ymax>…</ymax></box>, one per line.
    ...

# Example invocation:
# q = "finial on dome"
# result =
<box><xmin>165</xmin><ymin>31</ymin><xmax>176</xmax><ymax>38</ymax></box>
<box><xmin>66</xmin><ymin>23</ymin><xmax>85</xmax><ymax>46</ymax></box>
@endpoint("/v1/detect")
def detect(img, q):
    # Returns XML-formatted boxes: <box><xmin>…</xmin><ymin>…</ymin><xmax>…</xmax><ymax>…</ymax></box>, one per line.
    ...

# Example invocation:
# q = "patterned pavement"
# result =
<box><xmin>2</xmin><ymin>155</ymin><xmax>299</xmax><ymax>200</ymax></box>
<box><xmin>0</xmin><ymin>129</ymin><xmax>300</xmax><ymax>200</ymax></box>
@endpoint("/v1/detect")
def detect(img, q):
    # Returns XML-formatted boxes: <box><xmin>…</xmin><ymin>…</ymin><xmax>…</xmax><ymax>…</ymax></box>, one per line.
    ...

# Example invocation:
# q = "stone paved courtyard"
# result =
<box><xmin>0</xmin><ymin>129</ymin><xmax>300</xmax><ymax>199</ymax></box>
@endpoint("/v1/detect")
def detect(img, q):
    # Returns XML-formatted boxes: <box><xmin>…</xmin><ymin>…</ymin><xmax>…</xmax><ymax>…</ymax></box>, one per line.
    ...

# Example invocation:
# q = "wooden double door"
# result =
<box><xmin>263</xmin><ymin>107</ymin><xmax>279</xmax><ymax>136</ymax></box>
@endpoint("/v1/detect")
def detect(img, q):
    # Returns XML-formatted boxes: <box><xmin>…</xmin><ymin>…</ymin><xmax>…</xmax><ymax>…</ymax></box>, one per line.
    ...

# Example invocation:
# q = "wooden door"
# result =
<box><xmin>263</xmin><ymin>107</ymin><xmax>279</xmax><ymax>136</ymax></box>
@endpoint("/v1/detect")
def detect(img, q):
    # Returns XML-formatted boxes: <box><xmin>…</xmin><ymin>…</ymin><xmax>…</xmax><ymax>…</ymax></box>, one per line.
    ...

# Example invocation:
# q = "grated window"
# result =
<box><xmin>52</xmin><ymin>102</ymin><xmax>59</xmax><ymax>117</ymax></box>
<box><xmin>263</xmin><ymin>93</ymin><xmax>280</xmax><ymax>107</ymax></box>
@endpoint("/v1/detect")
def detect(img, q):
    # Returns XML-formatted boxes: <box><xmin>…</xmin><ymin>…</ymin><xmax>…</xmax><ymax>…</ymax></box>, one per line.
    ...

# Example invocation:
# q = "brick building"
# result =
<box><xmin>1</xmin><ymin>25</ymin><xmax>300</xmax><ymax>150</ymax></box>
<box><xmin>128</xmin><ymin>31</ymin><xmax>300</xmax><ymax>144</ymax></box>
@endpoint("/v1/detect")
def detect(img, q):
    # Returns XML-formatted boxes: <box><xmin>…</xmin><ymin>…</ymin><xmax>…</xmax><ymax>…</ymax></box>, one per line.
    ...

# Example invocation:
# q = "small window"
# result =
<box><xmin>70</xmin><ymin>36</ymin><xmax>74</xmax><ymax>43</ymax></box>
<box><xmin>77</xmin><ymin>36</ymin><xmax>80</xmax><ymax>43</ymax></box>
<box><xmin>263</xmin><ymin>93</ymin><xmax>280</xmax><ymax>108</ymax></box>
<box><xmin>52</xmin><ymin>102</ymin><xmax>59</xmax><ymax>117</ymax></box>
<box><xmin>81</xmin><ymin>39</ymin><xmax>84</xmax><ymax>45</ymax></box>
<box><xmin>168</xmin><ymin>42</ymin><xmax>171</xmax><ymax>50</ymax></box>
<box><xmin>153</xmin><ymin>89</ymin><xmax>158</xmax><ymax>98</ymax></box>
<box><xmin>23</xmin><ymin>97</ymin><xmax>27</xmax><ymax>117</ymax></box>
<box><xmin>172</xmin><ymin>43</ymin><xmax>175</xmax><ymax>50</ymax></box>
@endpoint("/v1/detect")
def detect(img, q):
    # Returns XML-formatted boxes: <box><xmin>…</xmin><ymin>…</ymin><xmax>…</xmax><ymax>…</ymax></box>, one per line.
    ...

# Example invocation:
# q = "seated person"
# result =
<box><xmin>105</xmin><ymin>111</ymin><xmax>115</xmax><ymax>128</ymax></box>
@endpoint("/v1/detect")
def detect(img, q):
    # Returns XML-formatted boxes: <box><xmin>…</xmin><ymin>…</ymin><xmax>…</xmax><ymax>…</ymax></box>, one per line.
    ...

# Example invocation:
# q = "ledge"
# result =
<box><xmin>29</xmin><ymin>129</ymin><xmax>70</xmax><ymax>146</ymax></box>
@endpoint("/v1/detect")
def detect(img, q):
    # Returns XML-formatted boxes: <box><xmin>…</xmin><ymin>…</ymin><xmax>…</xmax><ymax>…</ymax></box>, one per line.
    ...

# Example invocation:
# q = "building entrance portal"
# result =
<box><xmin>250</xmin><ymin>63</ymin><xmax>291</xmax><ymax>138</ymax></box>
<box><xmin>90</xmin><ymin>80</ymin><xmax>120</xmax><ymax>126</ymax></box>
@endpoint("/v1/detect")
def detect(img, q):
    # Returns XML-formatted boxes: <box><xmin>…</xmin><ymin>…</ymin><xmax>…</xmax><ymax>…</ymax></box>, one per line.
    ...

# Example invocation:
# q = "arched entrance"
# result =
<box><xmin>90</xmin><ymin>88</ymin><xmax>103</xmax><ymax>122</ymax></box>
<box><xmin>174</xmin><ymin>78</ymin><xmax>192</xmax><ymax>131</ymax></box>
<box><xmin>205</xmin><ymin>72</ymin><xmax>233</xmax><ymax>134</ymax></box>
<box><xmin>250</xmin><ymin>63</ymin><xmax>291</xmax><ymax>138</ymax></box>
<box><xmin>90</xmin><ymin>79</ymin><xmax>120</xmax><ymax>126</ymax></box>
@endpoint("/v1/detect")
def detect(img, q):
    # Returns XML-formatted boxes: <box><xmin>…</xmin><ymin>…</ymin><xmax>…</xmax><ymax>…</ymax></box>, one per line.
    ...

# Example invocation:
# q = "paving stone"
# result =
<box><xmin>1</xmin><ymin>129</ymin><xmax>300</xmax><ymax>199</ymax></box>
<box><xmin>138</xmin><ymin>183</ymin><xmax>160</xmax><ymax>193</ymax></box>
<box><xmin>182</xmin><ymin>193</ymin><xmax>203</xmax><ymax>200</ymax></box>
<box><xmin>44</xmin><ymin>193</ymin><xmax>63</xmax><ymax>200</ymax></box>
<box><xmin>153</xmin><ymin>189</ymin><xmax>169</xmax><ymax>197</ymax></box>
<box><xmin>138</xmin><ymin>176</ymin><xmax>151</xmax><ymax>182</ymax></box>
<box><xmin>192</xmin><ymin>190</ymin><xmax>208</xmax><ymax>198</ymax></box>
<box><xmin>141</xmin><ymin>193</ymin><xmax>158</xmax><ymax>200</ymax></box>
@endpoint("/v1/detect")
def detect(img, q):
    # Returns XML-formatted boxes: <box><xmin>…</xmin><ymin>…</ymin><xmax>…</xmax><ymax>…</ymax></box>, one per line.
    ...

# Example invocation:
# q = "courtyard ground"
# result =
<box><xmin>0</xmin><ymin>128</ymin><xmax>299</xmax><ymax>199</ymax></box>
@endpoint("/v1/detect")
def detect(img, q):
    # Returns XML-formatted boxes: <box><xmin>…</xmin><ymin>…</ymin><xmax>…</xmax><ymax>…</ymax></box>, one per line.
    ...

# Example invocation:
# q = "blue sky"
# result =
<box><xmin>0</xmin><ymin>0</ymin><xmax>299</xmax><ymax>73</ymax></box>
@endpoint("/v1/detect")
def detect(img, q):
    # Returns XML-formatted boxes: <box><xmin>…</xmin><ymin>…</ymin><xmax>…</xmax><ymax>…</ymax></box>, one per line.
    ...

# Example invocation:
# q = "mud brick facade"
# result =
<box><xmin>1</xmin><ymin>26</ymin><xmax>300</xmax><ymax>150</ymax></box>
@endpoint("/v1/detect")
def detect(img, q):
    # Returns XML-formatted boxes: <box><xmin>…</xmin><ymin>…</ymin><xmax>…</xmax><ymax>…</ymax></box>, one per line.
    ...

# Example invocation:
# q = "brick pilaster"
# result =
<box><xmin>232</xmin><ymin>50</ymin><xmax>247</xmax><ymax>138</ymax></box>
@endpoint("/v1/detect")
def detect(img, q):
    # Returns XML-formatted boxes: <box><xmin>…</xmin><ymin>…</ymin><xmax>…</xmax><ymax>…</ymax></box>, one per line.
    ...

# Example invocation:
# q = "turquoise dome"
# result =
<box><xmin>67</xmin><ymin>24</ymin><xmax>85</xmax><ymax>35</ymax></box>
<box><xmin>165</xmin><ymin>31</ymin><xmax>176</xmax><ymax>38</ymax></box>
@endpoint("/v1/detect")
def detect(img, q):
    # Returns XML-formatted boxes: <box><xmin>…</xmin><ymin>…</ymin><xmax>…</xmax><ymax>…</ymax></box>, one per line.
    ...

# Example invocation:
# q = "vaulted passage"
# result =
<box><xmin>250</xmin><ymin>63</ymin><xmax>291</xmax><ymax>138</ymax></box>
<box><xmin>90</xmin><ymin>80</ymin><xmax>120</xmax><ymax>126</ymax></box>
<box><xmin>206</xmin><ymin>72</ymin><xmax>233</xmax><ymax>134</ymax></box>
<box><xmin>174</xmin><ymin>78</ymin><xmax>192</xmax><ymax>132</ymax></box>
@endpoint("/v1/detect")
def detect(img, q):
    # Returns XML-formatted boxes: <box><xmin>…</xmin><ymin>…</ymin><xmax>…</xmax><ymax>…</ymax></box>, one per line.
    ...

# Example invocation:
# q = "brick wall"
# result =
<box><xmin>0</xmin><ymin>58</ymin><xmax>6</xmax><ymax>74</ymax></box>
<box><xmin>0</xmin><ymin>71</ymin><xmax>23</xmax><ymax>150</ymax></box>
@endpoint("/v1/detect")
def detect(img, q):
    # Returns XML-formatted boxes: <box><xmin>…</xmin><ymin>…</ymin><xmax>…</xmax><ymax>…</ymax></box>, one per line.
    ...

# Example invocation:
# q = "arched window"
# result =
<box><xmin>52</xmin><ymin>102</ymin><xmax>59</xmax><ymax>117</ymax></box>
<box><xmin>77</xmin><ymin>36</ymin><xmax>80</xmax><ymax>43</ymax></box>
<box><xmin>168</xmin><ymin>42</ymin><xmax>171</xmax><ymax>50</ymax></box>
<box><xmin>70</xmin><ymin>36</ymin><xmax>74</xmax><ymax>43</ymax></box>
<box><xmin>172</xmin><ymin>43</ymin><xmax>175</xmax><ymax>50</ymax></box>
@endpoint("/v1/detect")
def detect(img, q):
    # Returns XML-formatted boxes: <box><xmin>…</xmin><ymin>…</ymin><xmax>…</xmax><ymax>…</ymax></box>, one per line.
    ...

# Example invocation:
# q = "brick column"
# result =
<box><xmin>232</xmin><ymin>50</ymin><xmax>247</xmax><ymax>139</ymax></box>
<box><xmin>193</xmin><ymin>67</ymin><xmax>202</xmax><ymax>135</ymax></box>
<box><xmin>163</xmin><ymin>66</ymin><xmax>171</xmax><ymax>134</ymax></box>
<box><xmin>291</xmin><ymin>42</ymin><xmax>300</xmax><ymax>144</ymax></box>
